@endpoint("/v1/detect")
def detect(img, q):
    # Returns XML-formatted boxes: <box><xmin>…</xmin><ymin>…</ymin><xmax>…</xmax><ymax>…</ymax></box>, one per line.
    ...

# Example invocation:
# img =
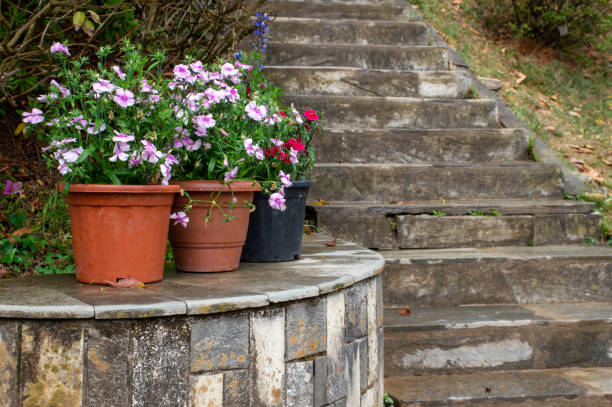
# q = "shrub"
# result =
<box><xmin>466</xmin><ymin>0</ymin><xmax>611</xmax><ymax>50</ymax></box>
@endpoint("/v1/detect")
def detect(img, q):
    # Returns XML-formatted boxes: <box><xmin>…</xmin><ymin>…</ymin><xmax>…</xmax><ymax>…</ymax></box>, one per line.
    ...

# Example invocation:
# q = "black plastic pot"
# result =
<box><xmin>241</xmin><ymin>180</ymin><xmax>313</xmax><ymax>262</ymax></box>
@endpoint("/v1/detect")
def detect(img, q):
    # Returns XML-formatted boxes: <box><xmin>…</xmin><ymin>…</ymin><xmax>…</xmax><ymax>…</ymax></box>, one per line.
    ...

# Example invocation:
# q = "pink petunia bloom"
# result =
<box><xmin>292</xmin><ymin>107</ymin><xmax>303</xmax><ymax>124</ymax></box>
<box><xmin>141</xmin><ymin>140</ymin><xmax>162</xmax><ymax>163</ymax></box>
<box><xmin>92</xmin><ymin>79</ymin><xmax>115</xmax><ymax>94</ymax></box>
<box><xmin>86</xmin><ymin>122</ymin><xmax>106</xmax><ymax>135</ymax></box>
<box><xmin>279</xmin><ymin>171</ymin><xmax>292</xmax><ymax>188</ymax></box>
<box><xmin>128</xmin><ymin>154</ymin><xmax>141</xmax><ymax>168</ymax></box>
<box><xmin>235</xmin><ymin>61</ymin><xmax>253</xmax><ymax>71</ymax></box>
<box><xmin>109</xmin><ymin>142</ymin><xmax>130</xmax><ymax>162</ymax></box>
<box><xmin>190</xmin><ymin>61</ymin><xmax>203</xmax><ymax>73</ymax></box>
<box><xmin>57</xmin><ymin>160</ymin><xmax>72</xmax><ymax>175</ymax></box>
<box><xmin>243</xmin><ymin>138</ymin><xmax>255</xmax><ymax>156</ymax></box>
<box><xmin>22</xmin><ymin>108</ymin><xmax>44</xmax><ymax>124</ymax></box>
<box><xmin>3</xmin><ymin>180</ymin><xmax>23</xmax><ymax>195</ymax></box>
<box><xmin>269</xmin><ymin>138</ymin><xmax>284</xmax><ymax>147</ymax></box>
<box><xmin>140</xmin><ymin>80</ymin><xmax>152</xmax><ymax>93</ymax></box>
<box><xmin>170</xmin><ymin>211</ymin><xmax>190</xmax><ymax>227</ymax></box>
<box><xmin>289</xmin><ymin>148</ymin><xmax>299</xmax><ymax>164</ymax></box>
<box><xmin>37</xmin><ymin>94</ymin><xmax>50</xmax><ymax>103</ymax></box>
<box><xmin>160</xmin><ymin>154</ymin><xmax>178</xmax><ymax>185</ymax></box>
<box><xmin>50</xmin><ymin>80</ymin><xmax>70</xmax><ymax>97</ymax></box>
<box><xmin>224</xmin><ymin>166</ymin><xmax>238</xmax><ymax>182</ymax></box>
<box><xmin>254</xmin><ymin>146</ymin><xmax>264</xmax><ymax>160</ymax></box>
<box><xmin>227</xmin><ymin>88</ymin><xmax>240</xmax><ymax>102</ymax></box>
<box><xmin>304</xmin><ymin>109</ymin><xmax>319</xmax><ymax>121</ymax></box>
<box><xmin>50</xmin><ymin>42</ymin><xmax>70</xmax><ymax>56</ymax></box>
<box><xmin>269</xmin><ymin>192</ymin><xmax>286</xmax><ymax>211</ymax></box>
<box><xmin>112</xmin><ymin>130</ymin><xmax>135</xmax><ymax>143</ymax></box>
<box><xmin>173</xmin><ymin>64</ymin><xmax>191</xmax><ymax>80</ymax></box>
<box><xmin>113</xmin><ymin>88</ymin><xmax>135</xmax><ymax>108</ymax></box>
<box><xmin>62</xmin><ymin>147</ymin><xmax>83</xmax><ymax>163</ymax></box>
<box><xmin>149</xmin><ymin>94</ymin><xmax>160</xmax><ymax>104</ymax></box>
<box><xmin>112</xmin><ymin>66</ymin><xmax>126</xmax><ymax>80</ymax></box>
<box><xmin>220</xmin><ymin>63</ymin><xmax>239</xmax><ymax>78</ymax></box>
<box><xmin>202</xmin><ymin>142</ymin><xmax>212</xmax><ymax>150</ymax></box>
<box><xmin>193</xmin><ymin>114</ymin><xmax>216</xmax><ymax>130</ymax></box>
<box><xmin>245</xmin><ymin>101</ymin><xmax>267</xmax><ymax>121</ymax></box>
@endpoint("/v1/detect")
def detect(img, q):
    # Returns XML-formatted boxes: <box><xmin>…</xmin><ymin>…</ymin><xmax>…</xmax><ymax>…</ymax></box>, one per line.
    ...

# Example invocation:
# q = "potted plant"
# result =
<box><xmin>22</xmin><ymin>41</ymin><xmax>183</xmax><ymax>284</ymax></box>
<box><xmin>166</xmin><ymin>53</ymin><xmax>303</xmax><ymax>272</ymax></box>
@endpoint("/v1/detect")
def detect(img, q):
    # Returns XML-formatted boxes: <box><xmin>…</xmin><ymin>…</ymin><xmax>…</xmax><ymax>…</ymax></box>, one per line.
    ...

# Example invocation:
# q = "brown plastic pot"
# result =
<box><xmin>169</xmin><ymin>180</ymin><xmax>259</xmax><ymax>272</ymax></box>
<box><xmin>66</xmin><ymin>184</ymin><xmax>179</xmax><ymax>284</ymax></box>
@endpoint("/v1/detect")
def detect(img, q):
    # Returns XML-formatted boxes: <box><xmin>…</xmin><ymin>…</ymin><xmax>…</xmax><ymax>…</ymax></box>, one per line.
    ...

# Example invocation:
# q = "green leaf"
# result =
<box><xmin>73</xmin><ymin>11</ymin><xmax>85</xmax><ymax>30</ymax></box>
<box><xmin>76</xmin><ymin>144</ymin><xmax>95</xmax><ymax>164</ymax></box>
<box><xmin>207</xmin><ymin>157</ymin><xmax>217</xmax><ymax>178</ymax></box>
<box><xmin>108</xmin><ymin>173</ymin><xmax>121</xmax><ymax>185</ymax></box>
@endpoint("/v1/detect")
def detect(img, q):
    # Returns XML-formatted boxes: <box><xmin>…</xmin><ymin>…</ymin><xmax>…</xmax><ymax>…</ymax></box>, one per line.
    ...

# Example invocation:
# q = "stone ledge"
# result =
<box><xmin>0</xmin><ymin>234</ymin><xmax>384</xmax><ymax>320</ymax></box>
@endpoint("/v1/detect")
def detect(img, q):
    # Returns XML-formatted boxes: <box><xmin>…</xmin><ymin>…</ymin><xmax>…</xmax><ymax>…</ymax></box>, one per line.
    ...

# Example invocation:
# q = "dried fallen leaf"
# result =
<box><xmin>313</xmin><ymin>198</ymin><xmax>330</xmax><ymax>206</ymax></box>
<box><xmin>569</xmin><ymin>111</ymin><xmax>582</xmax><ymax>118</ymax></box>
<box><xmin>602</xmin><ymin>158</ymin><xmax>612</xmax><ymax>166</ymax></box>
<box><xmin>545</xmin><ymin>126</ymin><xmax>556</xmax><ymax>132</ymax></box>
<box><xmin>0</xmin><ymin>267</ymin><xmax>8</xmax><ymax>278</ymax></box>
<box><xmin>12</xmin><ymin>227</ymin><xmax>33</xmax><ymax>237</ymax></box>
<box><xmin>103</xmin><ymin>278</ymin><xmax>145</xmax><ymax>288</ymax></box>
<box><xmin>323</xmin><ymin>238</ymin><xmax>337</xmax><ymax>247</ymax></box>
<box><xmin>398</xmin><ymin>306</ymin><xmax>411</xmax><ymax>316</ymax></box>
<box><xmin>515</xmin><ymin>71</ymin><xmax>527</xmax><ymax>85</ymax></box>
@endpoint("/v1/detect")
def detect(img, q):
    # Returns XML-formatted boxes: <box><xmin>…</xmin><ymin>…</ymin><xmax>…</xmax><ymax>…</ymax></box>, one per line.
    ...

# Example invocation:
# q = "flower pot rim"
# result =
<box><xmin>171</xmin><ymin>179</ymin><xmax>262</xmax><ymax>192</ymax></box>
<box><xmin>63</xmin><ymin>184</ymin><xmax>181</xmax><ymax>194</ymax></box>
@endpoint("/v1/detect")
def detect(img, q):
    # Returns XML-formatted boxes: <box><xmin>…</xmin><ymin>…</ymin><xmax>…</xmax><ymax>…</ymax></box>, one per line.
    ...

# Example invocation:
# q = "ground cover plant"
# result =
<box><xmin>409</xmin><ymin>0</ymin><xmax>612</xmax><ymax>243</ymax></box>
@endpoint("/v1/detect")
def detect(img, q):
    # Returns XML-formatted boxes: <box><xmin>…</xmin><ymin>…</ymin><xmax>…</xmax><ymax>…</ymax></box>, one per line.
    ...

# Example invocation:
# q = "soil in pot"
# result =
<box><xmin>169</xmin><ymin>180</ymin><xmax>259</xmax><ymax>272</ymax></box>
<box><xmin>66</xmin><ymin>184</ymin><xmax>179</xmax><ymax>284</ymax></box>
<box><xmin>241</xmin><ymin>180</ymin><xmax>312</xmax><ymax>262</ymax></box>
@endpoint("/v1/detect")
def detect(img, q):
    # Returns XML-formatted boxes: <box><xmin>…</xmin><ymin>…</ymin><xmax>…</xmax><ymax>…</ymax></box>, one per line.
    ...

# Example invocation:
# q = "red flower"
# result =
<box><xmin>284</xmin><ymin>138</ymin><xmax>305</xmax><ymax>152</ymax></box>
<box><xmin>279</xmin><ymin>111</ymin><xmax>287</xmax><ymax>117</ymax></box>
<box><xmin>304</xmin><ymin>109</ymin><xmax>319</xmax><ymax>121</ymax></box>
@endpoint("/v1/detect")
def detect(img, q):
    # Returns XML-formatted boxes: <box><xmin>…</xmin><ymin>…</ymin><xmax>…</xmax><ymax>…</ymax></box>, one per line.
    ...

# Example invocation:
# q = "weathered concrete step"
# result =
<box><xmin>269</xmin><ymin>18</ymin><xmax>433</xmax><ymax>45</ymax></box>
<box><xmin>287</xmin><ymin>96</ymin><xmax>498</xmax><ymax>129</ymax></box>
<box><xmin>385</xmin><ymin>367</ymin><xmax>612</xmax><ymax>406</ymax></box>
<box><xmin>383</xmin><ymin>245</ymin><xmax>612</xmax><ymax>307</ymax></box>
<box><xmin>313</xmin><ymin>128</ymin><xmax>529</xmax><ymax>163</ymax></box>
<box><xmin>311</xmin><ymin>163</ymin><xmax>564</xmax><ymax>202</ymax></box>
<box><xmin>266</xmin><ymin>67</ymin><xmax>472</xmax><ymax>98</ymax></box>
<box><xmin>262</xmin><ymin>0</ymin><xmax>418</xmax><ymax>21</ymax></box>
<box><xmin>312</xmin><ymin>200</ymin><xmax>600</xmax><ymax>249</ymax></box>
<box><xmin>266</xmin><ymin>43</ymin><xmax>450</xmax><ymax>71</ymax></box>
<box><xmin>383</xmin><ymin>302</ymin><xmax>612</xmax><ymax>376</ymax></box>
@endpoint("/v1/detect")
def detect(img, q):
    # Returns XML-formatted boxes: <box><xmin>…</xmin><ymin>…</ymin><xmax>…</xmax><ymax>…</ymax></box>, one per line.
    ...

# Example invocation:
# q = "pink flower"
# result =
<box><xmin>170</xmin><ymin>211</ymin><xmax>190</xmax><ymax>227</ymax></box>
<box><xmin>112</xmin><ymin>66</ymin><xmax>126</xmax><ymax>80</ymax></box>
<box><xmin>50</xmin><ymin>42</ymin><xmax>70</xmax><ymax>56</ymax></box>
<box><xmin>244</xmin><ymin>138</ymin><xmax>255</xmax><ymax>156</ymax></box>
<box><xmin>269</xmin><ymin>192</ymin><xmax>286</xmax><ymax>211</ymax></box>
<box><xmin>227</xmin><ymin>88</ymin><xmax>240</xmax><ymax>102</ymax></box>
<box><xmin>109</xmin><ymin>143</ymin><xmax>130</xmax><ymax>162</ymax></box>
<box><xmin>86</xmin><ymin>122</ymin><xmax>106</xmax><ymax>135</ymax></box>
<box><xmin>280</xmin><ymin>171</ymin><xmax>292</xmax><ymax>188</ymax></box>
<box><xmin>141</xmin><ymin>140</ymin><xmax>162</xmax><ymax>163</ymax></box>
<box><xmin>245</xmin><ymin>101</ymin><xmax>267</xmax><ymax>121</ymax></box>
<box><xmin>112</xmin><ymin>130</ymin><xmax>135</xmax><ymax>143</ymax></box>
<box><xmin>173</xmin><ymin>64</ymin><xmax>191</xmax><ymax>79</ymax></box>
<box><xmin>50</xmin><ymin>80</ymin><xmax>70</xmax><ymax>97</ymax></box>
<box><xmin>190</xmin><ymin>61</ymin><xmax>203</xmax><ymax>72</ymax></box>
<box><xmin>289</xmin><ymin>148</ymin><xmax>299</xmax><ymax>164</ymax></box>
<box><xmin>224</xmin><ymin>166</ymin><xmax>238</xmax><ymax>181</ymax></box>
<box><xmin>220</xmin><ymin>63</ymin><xmax>238</xmax><ymax>78</ymax></box>
<box><xmin>194</xmin><ymin>114</ymin><xmax>216</xmax><ymax>131</ymax></box>
<box><xmin>304</xmin><ymin>109</ymin><xmax>319</xmax><ymax>121</ymax></box>
<box><xmin>62</xmin><ymin>147</ymin><xmax>83</xmax><ymax>163</ymax></box>
<box><xmin>235</xmin><ymin>61</ymin><xmax>253</xmax><ymax>71</ymax></box>
<box><xmin>92</xmin><ymin>79</ymin><xmax>115</xmax><ymax>94</ymax></box>
<box><xmin>3</xmin><ymin>180</ymin><xmax>23</xmax><ymax>195</ymax></box>
<box><xmin>140</xmin><ymin>80</ymin><xmax>152</xmax><ymax>93</ymax></box>
<box><xmin>22</xmin><ymin>108</ymin><xmax>44</xmax><ymax>124</ymax></box>
<box><xmin>57</xmin><ymin>160</ymin><xmax>71</xmax><ymax>175</ymax></box>
<box><xmin>254</xmin><ymin>146</ymin><xmax>264</xmax><ymax>160</ymax></box>
<box><xmin>293</xmin><ymin>108</ymin><xmax>303</xmax><ymax>124</ymax></box>
<box><xmin>269</xmin><ymin>138</ymin><xmax>284</xmax><ymax>147</ymax></box>
<box><xmin>113</xmin><ymin>88</ymin><xmax>135</xmax><ymax>108</ymax></box>
<box><xmin>160</xmin><ymin>154</ymin><xmax>178</xmax><ymax>185</ymax></box>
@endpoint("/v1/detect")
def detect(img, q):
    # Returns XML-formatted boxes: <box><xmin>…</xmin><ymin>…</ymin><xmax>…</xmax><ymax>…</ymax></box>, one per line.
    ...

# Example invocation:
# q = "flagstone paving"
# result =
<box><xmin>264</xmin><ymin>0</ymin><xmax>612</xmax><ymax>405</ymax></box>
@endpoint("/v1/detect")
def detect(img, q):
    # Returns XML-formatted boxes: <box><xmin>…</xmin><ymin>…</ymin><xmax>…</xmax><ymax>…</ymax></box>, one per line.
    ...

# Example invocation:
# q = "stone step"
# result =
<box><xmin>383</xmin><ymin>245</ymin><xmax>612</xmax><ymax>307</ymax></box>
<box><xmin>262</xmin><ymin>0</ymin><xmax>418</xmax><ymax>21</ymax></box>
<box><xmin>269</xmin><ymin>18</ymin><xmax>433</xmax><ymax>46</ymax></box>
<box><xmin>265</xmin><ymin>66</ymin><xmax>472</xmax><ymax>98</ymax></box>
<box><xmin>385</xmin><ymin>367</ymin><xmax>612</xmax><ymax>406</ymax></box>
<box><xmin>310</xmin><ymin>163</ymin><xmax>564</xmax><ymax>202</ymax></box>
<box><xmin>311</xmin><ymin>199</ymin><xmax>599</xmax><ymax>250</ymax></box>
<box><xmin>313</xmin><ymin>128</ymin><xmax>529</xmax><ymax>163</ymax></box>
<box><xmin>287</xmin><ymin>96</ymin><xmax>498</xmax><ymax>129</ymax></box>
<box><xmin>265</xmin><ymin>43</ymin><xmax>450</xmax><ymax>71</ymax></box>
<box><xmin>383</xmin><ymin>302</ymin><xmax>612</xmax><ymax>377</ymax></box>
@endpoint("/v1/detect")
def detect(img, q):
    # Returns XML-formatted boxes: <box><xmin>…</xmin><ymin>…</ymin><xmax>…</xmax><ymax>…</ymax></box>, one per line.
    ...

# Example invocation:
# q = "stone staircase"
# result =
<box><xmin>262</xmin><ymin>0</ymin><xmax>612</xmax><ymax>405</ymax></box>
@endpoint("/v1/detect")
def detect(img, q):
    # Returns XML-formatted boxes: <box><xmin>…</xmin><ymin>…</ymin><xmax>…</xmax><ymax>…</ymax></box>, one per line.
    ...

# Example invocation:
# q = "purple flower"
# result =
<box><xmin>289</xmin><ymin>148</ymin><xmax>299</xmax><ymax>164</ymax></box>
<box><xmin>193</xmin><ymin>114</ymin><xmax>216</xmax><ymax>131</ymax></box>
<box><xmin>170</xmin><ymin>211</ymin><xmax>190</xmax><ymax>227</ymax></box>
<box><xmin>22</xmin><ymin>108</ymin><xmax>44</xmax><ymax>124</ymax></box>
<box><xmin>269</xmin><ymin>138</ymin><xmax>284</xmax><ymax>147</ymax></box>
<box><xmin>112</xmin><ymin>130</ymin><xmax>135</xmax><ymax>143</ymax></box>
<box><xmin>50</xmin><ymin>80</ymin><xmax>70</xmax><ymax>97</ymax></box>
<box><xmin>50</xmin><ymin>42</ymin><xmax>70</xmax><ymax>56</ymax></box>
<box><xmin>190</xmin><ymin>61</ymin><xmax>204</xmax><ymax>73</ymax></box>
<box><xmin>227</xmin><ymin>88</ymin><xmax>240</xmax><ymax>102</ymax></box>
<box><xmin>113</xmin><ymin>88</ymin><xmax>135</xmax><ymax>108</ymax></box>
<box><xmin>173</xmin><ymin>64</ymin><xmax>191</xmax><ymax>80</ymax></box>
<box><xmin>141</xmin><ymin>140</ymin><xmax>162</xmax><ymax>163</ymax></box>
<box><xmin>62</xmin><ymin>147</ymin><xmax>83</xmax><ymax>163</ymax></box>
<box><xmin>269</xmin><ymin>192</ymin><xmax>286</xmax><ymax>211</ymax></box>
<box><xmin>128</xmin><ymin>155</ymin><xmax>141</xmax><ymax>168</ymax></box>
<box><xmin>140</xmin><ymin>79</ymin><xmax>152</xmax><ymax>93</ymax></box>
<box><xmin>254</xmin><ymin>146</ymin><xmax>264</xmax><ymax>160</ymax></box>
<box><xmin>280</xmin><ymin>171</ymin><xmax>292</xmax><ymax>188</ymax></box>
<box><xmin>92</xmin><ymin>79</ymin><xmax>115</xmax><ymax>94</ymax></box>
<box><xmin>112</xmin><ymin>66</ymin><xmax>126</xmax><ymax>80</ymax></box>
<box><xmin>57</xmin><ymin>160</ymin><xmax>72</xmax><ymax>175</ymax></box>
<box><xmin>220</xmin><ymin>63</ymin><xmax>238</xmax><ymax>78</ymax></box>
<box><xmin>245</xmin><ymin>101</ymin><xmax>267</xmax><ymax>121</ymax></box>
<box><xmin>109</xmin><ymin>142</ymin><xmax>130</xmax><ymax>162</ymax></box>
<box><xmin>235</xmin><ymin>61</ymin><xmax>253</xmax><ymax>71</ymax></box>
<box><xmin>243</xmin><ymin>138</ymin><xmax>255</xmax><ymax>156</ymax></box>
<box><xmin>224</xmin><ymin>166</ymin><xmax>238</xmax><ymax>182</ymax></box>
<box><xmin>3</xmin><ymin>180</ymin><xmax>23</xmax><ymax>195</ymax></box>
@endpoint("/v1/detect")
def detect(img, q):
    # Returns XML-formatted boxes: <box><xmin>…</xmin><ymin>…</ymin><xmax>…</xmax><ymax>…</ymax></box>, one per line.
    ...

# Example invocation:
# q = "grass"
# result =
<box><xmin>409</xmin><ymin>0</ymin><xmax>612</xmax><ymax>242</ymax></box>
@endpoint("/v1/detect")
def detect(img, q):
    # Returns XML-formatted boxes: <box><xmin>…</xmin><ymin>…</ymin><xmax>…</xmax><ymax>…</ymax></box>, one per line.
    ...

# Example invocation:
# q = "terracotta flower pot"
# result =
<box><xmin>169</xmin><ymin>180</ymin><xmax>260</xmax><ymax>272</ymax></box>
<box><xmin>66</xmin><ymin>184</ymin><xmax>180</xmax><ymax>284</ymax></box>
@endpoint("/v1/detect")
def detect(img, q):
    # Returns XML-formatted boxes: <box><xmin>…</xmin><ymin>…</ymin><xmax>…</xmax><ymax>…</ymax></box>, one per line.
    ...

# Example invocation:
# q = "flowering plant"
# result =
<box><xmin>166</xmin><ymin>52</ymin><xmax>322</xmax><ymax>211</ymax></box>
<box><xmin>22</xmin><ymin>41</ymin><xmax>183</xmax><ymax>185</ymax></box>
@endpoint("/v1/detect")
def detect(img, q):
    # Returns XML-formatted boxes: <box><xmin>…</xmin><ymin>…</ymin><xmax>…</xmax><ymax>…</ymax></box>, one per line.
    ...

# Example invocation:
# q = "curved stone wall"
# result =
<box><xmin>0</xmin><ymin>235</ymin><xmax>384</xmax><ymax>407</ymax></box>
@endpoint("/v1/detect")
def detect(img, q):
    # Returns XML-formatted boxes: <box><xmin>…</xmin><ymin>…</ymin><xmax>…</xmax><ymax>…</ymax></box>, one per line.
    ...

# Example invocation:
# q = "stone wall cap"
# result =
<box><xmin>0</xmin><ymin>234</ymin><xmax>384</xmax><ymax>320</ymax></box>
